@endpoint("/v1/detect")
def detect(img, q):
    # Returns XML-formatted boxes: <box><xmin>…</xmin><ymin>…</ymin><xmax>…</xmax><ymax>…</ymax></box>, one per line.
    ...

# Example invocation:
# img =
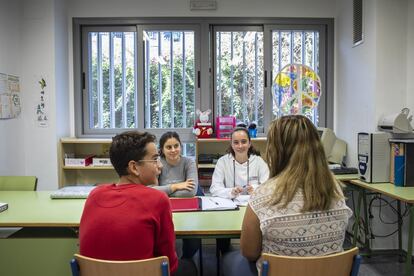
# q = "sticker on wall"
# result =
<box><xmin>0</xmin><ymin>72</ymin><xmax>21</xmax><ymax>119</ymax></box>
<box><xmin>36</xmin><ymin>78</ymin><xmax>48</xmax><ymax>127</ymax></box>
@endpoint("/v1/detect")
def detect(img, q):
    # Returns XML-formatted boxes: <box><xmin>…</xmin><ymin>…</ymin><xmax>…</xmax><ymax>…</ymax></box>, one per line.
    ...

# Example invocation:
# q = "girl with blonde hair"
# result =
<box><xmin>222</xmin><ymin>115</ymin><xmax>352</xmax><ymax>276</ymax></box>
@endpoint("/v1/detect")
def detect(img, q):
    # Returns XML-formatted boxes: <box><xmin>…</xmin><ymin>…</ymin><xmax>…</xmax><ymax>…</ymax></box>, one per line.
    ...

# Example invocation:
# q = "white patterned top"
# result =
<box><xmin>249</xmin><ymin>179</ymin><xmax>352</xmax><ymax>257</ymax></box>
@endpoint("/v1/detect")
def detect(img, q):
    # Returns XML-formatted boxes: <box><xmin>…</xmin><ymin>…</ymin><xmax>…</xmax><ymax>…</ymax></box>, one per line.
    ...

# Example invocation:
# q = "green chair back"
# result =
<box><xmin>0</xmin><ymin>176</ymin><xmax>38</xmax><ymax>191</ymax></box>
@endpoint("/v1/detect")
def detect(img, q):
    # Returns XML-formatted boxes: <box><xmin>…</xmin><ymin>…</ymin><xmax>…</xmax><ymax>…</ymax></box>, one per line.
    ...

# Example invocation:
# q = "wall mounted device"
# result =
<box><xmin>190</xmin><ymin>1</ymin><xmax>217</xmax><ymax>10</ymax></box>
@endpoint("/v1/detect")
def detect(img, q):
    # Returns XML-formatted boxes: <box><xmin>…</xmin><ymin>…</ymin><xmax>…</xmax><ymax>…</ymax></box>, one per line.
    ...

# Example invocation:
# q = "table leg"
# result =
<box><xmin>397</xmin><ymin>201</ymin><xmax>403</xmax><ymax>262</ymax></box>
<box><xmin>405</xmin><ymin>204</ymin><xmax>414</xmax><ymax>276</ymax></box>
<box><xmin>353</xmin><ymin>189</ymin><xmax>363</xmax><ymax>247</ymax></box>
<box><xmin>362</xmin><ymin>189</ymin><xmax>371</xmax><ymax>254</ymax></box>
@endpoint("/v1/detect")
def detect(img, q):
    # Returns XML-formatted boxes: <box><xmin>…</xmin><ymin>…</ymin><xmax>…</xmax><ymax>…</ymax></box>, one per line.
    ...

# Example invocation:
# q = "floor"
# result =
<box><xmin>176</xmin><ymin>239</ymin><xmax>413</xmax><ymax>276</ymax></box>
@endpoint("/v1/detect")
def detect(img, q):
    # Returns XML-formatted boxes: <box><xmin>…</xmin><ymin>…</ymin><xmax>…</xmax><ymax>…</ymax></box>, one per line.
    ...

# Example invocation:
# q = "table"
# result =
<box><xmin>0</xmin><ymin>191</ymin><xmax>245</xmax><ymax>276</ymax></box>
<box><xmin>0</xmin><ymin>191</ymin><xmax>245</xmax><ymax>237</ymax></box>
<box><xmin>346</xmin><ymin>179</ymin><xmax>414</xmax><ymax>276</ymax></box>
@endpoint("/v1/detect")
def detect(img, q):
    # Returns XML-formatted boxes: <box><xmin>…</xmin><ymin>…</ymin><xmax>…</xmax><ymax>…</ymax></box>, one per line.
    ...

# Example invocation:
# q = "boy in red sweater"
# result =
<box><xmin>79</xmin><ymin>131</ymin><xmax>178</xmax><ymax>274</ymax></box>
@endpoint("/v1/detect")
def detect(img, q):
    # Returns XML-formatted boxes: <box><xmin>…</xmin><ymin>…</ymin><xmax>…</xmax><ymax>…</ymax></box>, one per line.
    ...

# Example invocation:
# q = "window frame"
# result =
<box><xmin>73</xmin><ymin>18</ymin><xmax>334</xmax><ymax>140</ymax></box>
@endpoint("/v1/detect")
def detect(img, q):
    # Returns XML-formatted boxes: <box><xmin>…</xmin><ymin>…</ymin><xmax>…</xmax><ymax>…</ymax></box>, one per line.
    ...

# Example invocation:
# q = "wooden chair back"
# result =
<box><xmin>260</xmin><ymin>247</ymin><xmax>361</xmax><ymax>276</ymax></box>
<box><xmin>70</xmin><ymin>254</ymin><xmax>169</xmax><ymax>276</ymax></box>
<box><xmin>0</xmin><ymin>176</ymin><xmax>37</xmax><ymax>191</ymax></box>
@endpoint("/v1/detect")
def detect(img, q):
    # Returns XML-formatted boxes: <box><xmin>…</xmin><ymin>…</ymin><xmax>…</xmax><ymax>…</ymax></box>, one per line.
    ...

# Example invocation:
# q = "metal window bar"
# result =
<box><xmin>88</xmin><ymin>33</ymin><xmax>94</xmax><ymax>128</ymax></box>
<box><xmin>158</xmin><ymin>32</ymin><xmax>163</xmax><ymax>128</ymax></box>
<box><xmin>242</xmin><ymin>32</ymin><xmax>247</xmax><ymax>123</ymax></box>
<box><xmin>182</xmin><ymin>32</ymin><xmax>187</xmax><ymax>128</ymax></box>
<box><xmin>230</xmin><ymin>32</ymin><xmax>234</xmax><ymax>115</ymax></box>
<box><xmin>133</xmin><ymin>33</ymin><xmax>138</xmax><ymax>128</ymax></box>
<box><xmin>145</xmin><ymin>34</ymin><xmax>150</xmax><ymax>128</ymax></box>
<box><xmin>98</xmin><ymin>33</ymin><xmax>103</xmax><ymax>128</ymax></box>
<box><xmin>170</xmin><ymin>32</ymin><xmax>174</xmax><ymax>128</ymax></box>
<box><xmin>109</xmin><ymin>32</ymin><xmax>115</xmax><ymax>128</ymax></box>
<box><xmin>301</xmin><ymin>31</ymin><xmax>305</xmax><ymax>64</ymax></box>
<box><xmin>277</xmin><ymin>32</ymin><xmax>282</xmax><ymax>115</ymax></box>
<box><xmin>217</xmin><ymin>33</ymin><xmax>222</xmax><ymax>117</ymax></box>
<box><xmin>254</xmin><ymin>32</ymin><xmax>258</xmax><ymax>123</ymax></box>
<box><xmin>121</xmin><ymin>33</ymin><xmax>127</xmax><ymax>128</ymax></box>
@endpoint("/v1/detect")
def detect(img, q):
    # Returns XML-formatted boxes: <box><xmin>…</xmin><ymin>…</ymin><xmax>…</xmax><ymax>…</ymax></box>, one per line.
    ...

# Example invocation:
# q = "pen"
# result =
<box><xmin>209</xmin><ymin>198</ymin><xmax>219</xmax><ymax>205</ymax></box>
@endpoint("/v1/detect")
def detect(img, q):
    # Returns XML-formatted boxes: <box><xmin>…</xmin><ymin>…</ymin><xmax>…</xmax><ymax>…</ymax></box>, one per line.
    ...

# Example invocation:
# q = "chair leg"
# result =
<box><xmin>261</xmin><ymin>260</ymin><xmax>269</xmax><ymax>276</ymax></box>
<box><xmin>351</xmin><ymin>255</ymin><xmax>362</xmax><ymax>276</ymax></box>
<box><xmin>70</xmin><ymin>259</ymin><xmax>80</xmax><ymax>276</ymax></box>
<box><xmin>161</xmin><ymin>261</ymin><xmax>169</xmax><ymax>276</ymax></box>
<box><xmin>199</xmin><ymin>243</ymin><xmax>203</xmax><ymax>276</ymax></box>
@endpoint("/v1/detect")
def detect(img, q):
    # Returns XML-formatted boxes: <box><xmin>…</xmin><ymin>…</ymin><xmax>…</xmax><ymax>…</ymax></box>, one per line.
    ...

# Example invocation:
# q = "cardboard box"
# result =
<box><xmin>64</xmin><ymin>155</ymin><xmax>94</xmax><ymax>167</ymax></box>
<box><xmin>92</xmin><ymin>157</ymin><xmax>111</xmax><ymax>167</ymax></box>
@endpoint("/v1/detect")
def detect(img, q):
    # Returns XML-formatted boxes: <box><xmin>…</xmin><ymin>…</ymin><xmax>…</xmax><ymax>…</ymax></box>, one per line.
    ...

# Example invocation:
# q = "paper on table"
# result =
<box><xmin>0</xmin><ymin>202</ymin><xmax>8</xmax><ymax>212</ymax></box>
<box><xmin>50</xmin><ymin>185</ymin><xmax>96</xmax><ymax>199</ymax></box>
<box><xmin>233</xmin><ymin>195</ymin><xmax>250</xmax><ymax>206</ymax></box>
<box><xmin>200</xmin><ymin>196</ymin><xmax>237</xmax><ymax>211</ymax></box>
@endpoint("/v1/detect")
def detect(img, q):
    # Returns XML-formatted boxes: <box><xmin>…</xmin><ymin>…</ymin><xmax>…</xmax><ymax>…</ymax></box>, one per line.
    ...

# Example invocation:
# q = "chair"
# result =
<box><xmin>70</xmin><ymin>254</ymin><xmax>169</xmax><ymax>276</ymax></box>
<box><xmin>260</xmin><ymin>247</ymin><xmax>361</xmax><ymax>276</ymax></box>
<box><xmin>195</xmin><ymin>184</ymin><xmax>205</xmax><ymax>196</ymax></box>
<box><xmin>0</xmin><ymin>176</ymin><xmax>37</xmax><ymax>238</ymax></box>
<box><xmin>0</xmin><ymin>176</ymin><xmax>38</xmax><ymax>191</ymax></box>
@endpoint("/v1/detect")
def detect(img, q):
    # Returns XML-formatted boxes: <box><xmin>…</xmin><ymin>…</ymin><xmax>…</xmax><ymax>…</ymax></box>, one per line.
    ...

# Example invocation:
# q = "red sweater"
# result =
<box><xmin>79</xmin><ymin>183</ymin><xmax>178</xmax><ymax>273</ymax></box>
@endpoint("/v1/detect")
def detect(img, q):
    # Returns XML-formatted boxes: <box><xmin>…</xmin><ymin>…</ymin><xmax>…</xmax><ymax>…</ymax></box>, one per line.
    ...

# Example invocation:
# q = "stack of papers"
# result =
<box><xmin>200</xmin><ymin>196</ymin><xmax>237</xmax><ymax>211</ymax></box>
<box><xmin>50</xmin><ymin>186</ymin><xmax>96</xmax><ymax>199</ymax></box>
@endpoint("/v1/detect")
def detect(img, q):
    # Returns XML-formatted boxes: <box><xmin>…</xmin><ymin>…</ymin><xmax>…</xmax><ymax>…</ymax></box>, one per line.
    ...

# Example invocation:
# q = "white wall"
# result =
<box><xmin>68</xmin><ymin>0</ymin><xmax>336</xmax><ymax>17</ymax></box>
<box><xmin>336</xmin><ymin>0</ymin><xmax>409</xmax><ymax>167</ymax></box>
<box><xmin>407</xmin><ymin>0</ymin><xmax>414</xmax><ymax>113</ymax></box>
<box><xmin>336</xmin><ymin>0</ymin><xmax>412</xmax><ymax>251</ymax></box>
<box><xmin>0</xmin><ymin>0</ymin><xmax>25</xmax><ymax>176</ymax></box>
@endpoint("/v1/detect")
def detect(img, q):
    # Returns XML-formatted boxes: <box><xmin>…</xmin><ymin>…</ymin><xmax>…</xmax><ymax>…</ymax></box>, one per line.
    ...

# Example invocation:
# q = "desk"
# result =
<box><xmin>346</xmin><ymin>179</ymin><xmax>414</xmax><ymax>276</ymax></box>
<box><xmin>0</xmin><ymin>191</ymin><xmax>245</xmax><ymax>237</ymax></box>
<box><xmin>0</xmin><ymin>191</ymin><xmax>245</xmax><ymax>276</ymax></box>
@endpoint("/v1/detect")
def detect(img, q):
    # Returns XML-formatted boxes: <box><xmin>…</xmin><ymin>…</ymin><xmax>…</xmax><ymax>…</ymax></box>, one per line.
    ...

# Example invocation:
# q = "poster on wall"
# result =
<box><xmin>0</xmin><ymin>73</ymin><xmax>21</xmax><ymax>119</ymax></box>
<box><xmin>36</xmin><ymin>78</ymin><xmax>48</xmax><ymax>127</ymax></box>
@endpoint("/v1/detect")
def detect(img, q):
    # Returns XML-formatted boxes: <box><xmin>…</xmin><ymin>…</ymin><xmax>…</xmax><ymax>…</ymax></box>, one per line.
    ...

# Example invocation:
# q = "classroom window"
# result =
<box><xmin>75</xmin><ymin>19</ymin><xmax>333</xmax><ymax>138</ymax></box>
<box><xmin>270</xmin><ymin>28</ymin><xmax>321</xmax><ymax>124</ymax></box>
<box><xmin>213</xmin><ymin>27</ymin><xmax>264</xmax><ymax>127</ymax></box>
<box><xmin>143</xmin><ymin>29</ymin><xmax>196</xmax><ymax>129</ymax></box>
<box><xmin>80</xmin><ymin>25</ymin><xmax>200</xmax><ymax>137</ymax></box>
<box><xmin>86</xmin><ymin>30</ymin><xmax>137</xmax><ymax>129</ymax></box>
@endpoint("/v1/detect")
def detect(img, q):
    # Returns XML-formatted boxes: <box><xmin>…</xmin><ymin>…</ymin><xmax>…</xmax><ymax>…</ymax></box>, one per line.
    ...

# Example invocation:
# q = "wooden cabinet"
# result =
<box><xmin>195</xmin><ymin>138</ymin><xmax>267</xmax><ymax>193</ymax></box>
<box><xmin>58</xmin><ymin>138</ymin><xmax>118</xmax><ymax>188</ymax></box>
<box><xmin>59</xmin><ymin>137</ymin><xmax>267</xmax><ymax>189</ymax></box>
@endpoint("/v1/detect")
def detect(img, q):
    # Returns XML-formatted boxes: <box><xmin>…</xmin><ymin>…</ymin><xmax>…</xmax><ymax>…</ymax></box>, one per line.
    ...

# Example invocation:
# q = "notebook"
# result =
<box><xmin>170</xmin><ymin>197</ymin><xmax>201</xmax><ymax>212</ymax></box>
<box><xmin>200</xmin><ymin>196</ymin><xmax>238</xmax><ymax>211</ymax></box>
<box><xmin>50</xmin><ymin>185</ymin><xmax>96</xmax><ymax>199</ymax></box>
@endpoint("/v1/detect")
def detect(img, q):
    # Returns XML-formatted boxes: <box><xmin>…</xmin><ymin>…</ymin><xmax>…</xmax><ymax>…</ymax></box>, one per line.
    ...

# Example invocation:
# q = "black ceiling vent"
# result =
<box><xmin>353</xmin><ymin>0</ymin><xmax>364</xmax><ymax>46</ymax></box>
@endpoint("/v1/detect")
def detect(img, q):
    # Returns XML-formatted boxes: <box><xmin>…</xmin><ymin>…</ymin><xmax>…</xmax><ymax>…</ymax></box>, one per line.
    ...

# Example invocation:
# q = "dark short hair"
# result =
<box><xmin>110</xmin><ymin>131</ymin><xmax>156</xmax><ymax>177</ymax></box>
<box><xmin>159</xmin><ymin>131</ymin><xmax>182</xmax><ymax>157</ymax></box>
<box><xmin>226</xmin><ymin>126</ymin><xmax>260</xmax><ymax>157</ymax></box>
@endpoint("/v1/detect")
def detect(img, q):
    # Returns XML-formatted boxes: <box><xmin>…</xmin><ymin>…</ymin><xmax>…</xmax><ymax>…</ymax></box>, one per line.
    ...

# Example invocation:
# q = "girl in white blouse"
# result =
<box><xmin>223</xmin><ymin>115</ymin><xmax>352</xmax><ymax>276</ymax></box>
<box><xmin>210</xmin><ymin>127</ymin><xmax>269</xmax><ymax>199</ymax></box>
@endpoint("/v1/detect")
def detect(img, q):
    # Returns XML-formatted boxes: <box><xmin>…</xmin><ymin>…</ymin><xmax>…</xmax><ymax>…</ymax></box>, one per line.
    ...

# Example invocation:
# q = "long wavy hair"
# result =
<box><xmin>265</xmin><ymin>115</ymin><xmax>343</xmax><ymax>212</ymax></box>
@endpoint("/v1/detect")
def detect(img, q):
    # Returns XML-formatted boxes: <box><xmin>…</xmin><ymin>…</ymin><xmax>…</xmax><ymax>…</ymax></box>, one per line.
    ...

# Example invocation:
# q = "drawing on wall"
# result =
<box><xmin>0</xmin><ymin>73</ymin><xmax>21</xmax><ymax>119</ymax></box>
<box><xmin>36</xmin><ymin>78</ymin><xmax>48</xmax><ymax>127</ymax></box>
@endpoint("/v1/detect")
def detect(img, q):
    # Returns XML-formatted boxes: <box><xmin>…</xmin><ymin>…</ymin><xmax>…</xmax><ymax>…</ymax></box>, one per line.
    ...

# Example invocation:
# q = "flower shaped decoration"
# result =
<box><xmin>273</xmin><ymin>64</ymin><xmax>321</xmax><ymax>118</ymax></box>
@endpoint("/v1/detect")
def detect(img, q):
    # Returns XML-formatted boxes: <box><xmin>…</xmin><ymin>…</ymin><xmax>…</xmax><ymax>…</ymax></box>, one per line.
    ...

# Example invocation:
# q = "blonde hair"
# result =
<box><xmin>265</xmin><ymin>115</ymin><xmax>343</xmax><ymax>212</ymax></box>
